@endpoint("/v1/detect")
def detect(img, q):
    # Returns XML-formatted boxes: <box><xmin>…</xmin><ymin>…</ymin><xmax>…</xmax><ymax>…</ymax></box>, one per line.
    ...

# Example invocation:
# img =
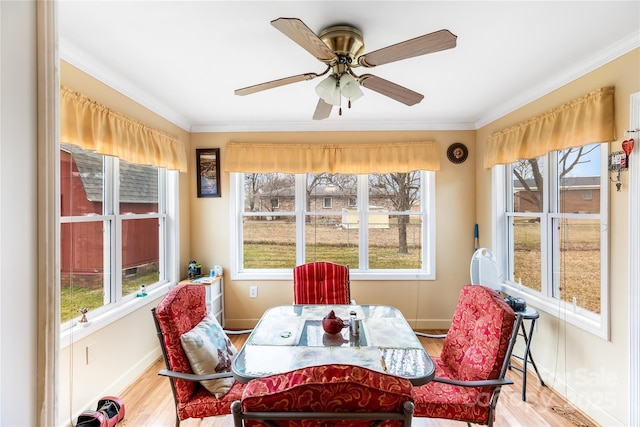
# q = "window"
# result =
<box><xmin>231</xmin><ymin>171</ymin><xmax>435</xmax><ymax>280</ymax></box>
<box><xmin>60</xmin><ymin>144</ymin><xmax>177</xmax><ymax>326</ymax></box>
<box><xmin>495</xmin><ymin>143</ymin><xmax>609</xmax><ymax>338</ymax></box>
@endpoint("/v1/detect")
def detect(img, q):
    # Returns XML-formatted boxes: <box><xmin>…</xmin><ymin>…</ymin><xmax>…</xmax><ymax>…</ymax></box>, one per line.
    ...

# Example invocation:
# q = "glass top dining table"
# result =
<box><xmin>232</xmin><ymin>304</ymin><xmax>435</xmax><ymax>386</ymax></box>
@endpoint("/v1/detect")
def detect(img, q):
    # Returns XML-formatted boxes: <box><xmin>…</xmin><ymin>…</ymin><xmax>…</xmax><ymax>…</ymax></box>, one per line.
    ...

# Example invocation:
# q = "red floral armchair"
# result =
<box><xmin>412</xmin><ymin>285</ymin><xmax>522</xmax><ymax>427</ymax></box>
<box><xmin>231</xmin><ymin>364</ymin><xmax>414</xmax><ymax>426</ymax></box>
<box><xmin>152</xmin><ymin>284</ymin><xmax>246</xmax><ymax>426</ymax></box>
<box><xmin>293</xmin><ymin>261</ymin><xmax>351</xmax><ymax>305</ymax></box>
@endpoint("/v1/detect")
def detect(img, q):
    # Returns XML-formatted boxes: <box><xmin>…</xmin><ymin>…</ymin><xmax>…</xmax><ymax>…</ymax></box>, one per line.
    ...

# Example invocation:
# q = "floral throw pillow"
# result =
<box><xmin>180</xmin><ymin>312</ymin><xmax>237</xmax><ymax>397</ymax></box>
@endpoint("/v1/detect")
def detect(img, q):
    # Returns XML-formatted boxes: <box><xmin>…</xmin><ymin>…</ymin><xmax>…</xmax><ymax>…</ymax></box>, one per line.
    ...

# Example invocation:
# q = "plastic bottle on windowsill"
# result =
<box><xmin>137</xmin><ymin>285</ymin><xmax>147</xmax><ymax>297</ymax></box>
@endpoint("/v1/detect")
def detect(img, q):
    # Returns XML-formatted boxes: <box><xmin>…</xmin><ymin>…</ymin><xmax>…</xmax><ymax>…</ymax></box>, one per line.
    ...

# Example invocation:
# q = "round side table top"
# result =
<box><xmin>515</xmin><ymin>305</ymin><xmax>539</xmax><ymax>319</ymax></box>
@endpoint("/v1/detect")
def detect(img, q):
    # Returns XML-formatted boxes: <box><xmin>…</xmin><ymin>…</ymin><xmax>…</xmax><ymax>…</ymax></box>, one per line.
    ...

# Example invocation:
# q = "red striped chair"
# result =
<box><xmin>412</xmin><ymin>285</ymin><xmax>522</xmax><ymax>427</ymax></box>
<box><xmin>293</xmin><ymin>261</ymin><xmax>351</xmax><ymax>305</ymax></box>
<box><xmin>231</xmin><ymin>364</ymin><xmax>414</xmax><ymax>426</ymax></box>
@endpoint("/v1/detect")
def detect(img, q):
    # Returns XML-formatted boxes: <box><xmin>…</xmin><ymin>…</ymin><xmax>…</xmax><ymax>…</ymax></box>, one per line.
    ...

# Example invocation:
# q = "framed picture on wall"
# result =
<box><xmin>196</xmin><ymin>148</ymin><xmax>221</xmax><ymax>198</ymax></box>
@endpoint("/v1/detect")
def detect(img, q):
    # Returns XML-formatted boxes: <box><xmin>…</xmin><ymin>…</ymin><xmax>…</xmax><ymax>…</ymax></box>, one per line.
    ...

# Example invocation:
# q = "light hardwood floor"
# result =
<box><xmin>116</xmin><ymin>332</ymin><xmax>595</xmax><ymax>427</ymax></box>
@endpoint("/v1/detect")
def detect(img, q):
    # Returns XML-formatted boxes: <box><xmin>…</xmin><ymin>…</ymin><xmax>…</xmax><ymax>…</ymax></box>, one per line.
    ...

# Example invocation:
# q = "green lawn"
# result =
<box><xmin>513</xmin><ymin>219</ymin><xmax>601</xmax><ymax>313</ymax></box>
<box><xmin>61</xmin><ymin>271</ymin><xmax>157</xmax><ymax>322</ymax></box>
<box><xmin>62</xmin><ymin>218</ymin><xmax>601</xmax><ymax>321</ymax></box>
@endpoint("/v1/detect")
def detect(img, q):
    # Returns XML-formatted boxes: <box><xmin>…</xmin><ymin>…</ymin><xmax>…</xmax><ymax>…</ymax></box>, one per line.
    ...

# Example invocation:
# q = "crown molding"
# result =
<box><xmin>475</xmin><ymin>30</ymin><xmax>640</xmax><ymax>129</ymax></box>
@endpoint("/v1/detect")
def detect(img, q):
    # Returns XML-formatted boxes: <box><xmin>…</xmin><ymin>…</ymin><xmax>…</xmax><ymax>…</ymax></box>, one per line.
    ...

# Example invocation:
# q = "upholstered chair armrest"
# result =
<box><xmin>158</xmin><ymin>369</ymin><xmax>234</xmax><ymax>382</ymax></box>
<box><xmin>432</xmin><ymin>376</ymin><xmax>514</xmax><ymax>387</ymax></box>
<box><xmin>414</xmin><ymin>331</ymin><xmax>447</xmax><ymax>339</ymax></box>
<box><xmin>224</xmin><ymin>329</ymin><xmax>253</xmax><ymax>335</ymax></box>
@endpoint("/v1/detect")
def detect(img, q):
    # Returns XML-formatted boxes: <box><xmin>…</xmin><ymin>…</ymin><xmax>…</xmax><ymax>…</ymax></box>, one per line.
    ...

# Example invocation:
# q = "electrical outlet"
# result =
<box><xmin>249</xmin><ymin>286</ymin><xmax>258</xmax><ymax>298</ymax></box>
<box><xmin>86</xmin><ymin>344</ymin><xmax>96</xmax><ymax>364</ymax></box>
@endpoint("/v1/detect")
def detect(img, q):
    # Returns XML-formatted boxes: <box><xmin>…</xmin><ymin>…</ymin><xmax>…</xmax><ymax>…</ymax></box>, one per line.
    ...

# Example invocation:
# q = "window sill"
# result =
<box><xmin>499</xmin><ymin>281</ymin><xmax>607</xmax><ymax>340</ymax></box>
<box><xmin>60</xmin><ymin>282</ymin><xmax>172</xmax><ymax>349</ymax></box>
<box><xmin>231</xmin><ymin>270</ymin><xmax>435</xmax><ymax>281</ymax></box>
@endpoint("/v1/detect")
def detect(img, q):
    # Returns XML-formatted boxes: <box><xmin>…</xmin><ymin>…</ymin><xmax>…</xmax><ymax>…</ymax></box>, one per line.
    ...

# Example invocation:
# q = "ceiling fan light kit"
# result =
<box><xmin>235</xmin><ymin>17</ymin><xmax>457</xmax><ymax>120</ymax></box>
<box><xmin>339</xmin><ymin>74</ymin><xmax>364</xmax><ymax>101</ymax></box>
<box><xmin>315</xmin><ymin>75</ymin><xmax>342</xmax><ymax>106</ymax></box>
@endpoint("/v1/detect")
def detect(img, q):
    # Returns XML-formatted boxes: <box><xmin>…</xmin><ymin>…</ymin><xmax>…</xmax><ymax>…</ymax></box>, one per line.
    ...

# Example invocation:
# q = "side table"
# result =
<box><xmin>509</xmin><ymin>306</ymin><xmax>545</xmax><ymax>401</ymax></box>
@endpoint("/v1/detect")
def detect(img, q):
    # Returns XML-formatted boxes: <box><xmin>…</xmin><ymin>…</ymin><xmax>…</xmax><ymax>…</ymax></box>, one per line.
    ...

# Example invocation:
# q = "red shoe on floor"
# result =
<box><xmin>76</xmin><ymin>410</ymin><xmax>107</xmax><ymax>427</ymax></box>
<box><xmin>96</xmin><ymin>396</ymin><xmax>125</xmax><ymax>427</ymax></box>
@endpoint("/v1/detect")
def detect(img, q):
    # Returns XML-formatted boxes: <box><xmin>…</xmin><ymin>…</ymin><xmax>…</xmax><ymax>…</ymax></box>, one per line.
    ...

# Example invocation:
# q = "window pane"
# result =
<box><xmin>60</xmin><ymin>221</ymin><xmax>107</xmax><ymax>322</ymax></box>
<box><xmin>511</xmin><ymin>216</ymin><xmax>542</xmax><ymax>292</ymax></box>
<box><xmin>60</xmin><ymin>144</ymin><xmax>103</xmax><ymax>216</ymax></box>
<box><xmin>306</xmin><ymin>173</ymin><xmax>357</xmax><ymax>213</ymax></box>
<box><xmin>369</xmin><ymin>172</ymin><xmax>421</xmax><ymax>211</ymax></box>
<box><xmin>556</xmin><ymin>218</ymin><xmax>601</xmax><ymax>313</ymax></box>
<box><xmin>305</xmin><ymin>214</ymin><xmax>359</xmax><ymax>265</ymax></box>
<box><xmin>511</xmin><ymin>158</ymin><xmax>544</xmax><ymax>213</ymax></box>
<box><xmin>119</xmin><ymin>161</ymin><xmax>158</xmax><ymax>214</ymax></box>
<box><xmin>557</xmin><ymin>144</ymin><xmax>600</xmax><ymax>214</ymax></box>
<box><xmin>121</xmin><ymin>217</ymin><xmax>159</xmax><ymax>297</ymax></box>
<box><xmin>245</xmin><ymin>173</ymin><xmax>295</xmax><ymax>213</ymax></box>
<box><xmin>243</xmin><ymin>217</ymin><xmax>296</xmax><ymax>268</ymax></box>
<box><xmin>368</xmin><ymin>172</ymin><xmax>422</xmax><ymax>269</ymax></box>
<box><xmin>234</xmin><ymin>171</ymin><xmax>432</xmax><ymax>275</ymax></box>
<box><xmin>369</xmin><ymin>214</ymin><xmax>422</xmax><ymax>269</ymax></box>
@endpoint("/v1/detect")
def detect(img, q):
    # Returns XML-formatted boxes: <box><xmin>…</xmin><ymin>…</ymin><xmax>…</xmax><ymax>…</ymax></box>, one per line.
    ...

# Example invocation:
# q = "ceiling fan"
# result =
<box><xmin>234</xmin><ymin>17</ymin><xmax>457</xmax><ymax>120</ymax></box>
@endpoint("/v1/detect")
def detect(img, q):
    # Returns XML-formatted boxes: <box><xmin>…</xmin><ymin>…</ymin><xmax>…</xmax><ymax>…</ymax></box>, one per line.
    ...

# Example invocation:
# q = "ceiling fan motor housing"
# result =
<box><xmin>319</xmin><ymin>24</ymin><xmax>365</xmax><ymax>72</ymax></box>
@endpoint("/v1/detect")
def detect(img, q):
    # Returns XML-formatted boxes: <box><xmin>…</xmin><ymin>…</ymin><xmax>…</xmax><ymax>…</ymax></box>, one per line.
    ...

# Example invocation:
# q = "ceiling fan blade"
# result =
<box><xmin>271</xmin><ymin>18</ymin><xmax>338</xmax><ymax>63</ymax></box>
<box><xmin>359</xmin><ymin>74</ymin><xmax>424</xmax><ymax>106</ymax></box>
<box><xmin>312</xmin><ymin>98</ymin><xmax>333</xmax><ymax>120</ymax></box>
<box><xmin>358</xmin><ymin>29</ymin><xmax>457</xmax><ymax>67</ymax></box>
<box><xmin>235</xmin><ymin>73</ymin><xmax>319</xmax><ymax>96</ymax></box>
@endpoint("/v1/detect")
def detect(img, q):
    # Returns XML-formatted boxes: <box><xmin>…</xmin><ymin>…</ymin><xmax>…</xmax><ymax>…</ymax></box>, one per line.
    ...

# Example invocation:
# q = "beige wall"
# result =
<box><xmin>476</xmin><ymin>48</ymin><xmax>639</xmax><ymax>426</ymax></box>
<box><xmin>58</xmin><ymin>62</ymin><xmax>193</xmax><ymax>425</ymax></box>
<box><xmin>188</xmin><ymin>130</ymin><xmax>476</xmax><ymax>330</ymax></box>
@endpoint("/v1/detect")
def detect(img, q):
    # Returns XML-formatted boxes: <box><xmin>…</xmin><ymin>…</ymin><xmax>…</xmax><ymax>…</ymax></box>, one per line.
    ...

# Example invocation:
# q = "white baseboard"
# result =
<box><xmin>61</xmin><ymin>348</ymin><xmax>162</xmax><ymax>427</ymax></box>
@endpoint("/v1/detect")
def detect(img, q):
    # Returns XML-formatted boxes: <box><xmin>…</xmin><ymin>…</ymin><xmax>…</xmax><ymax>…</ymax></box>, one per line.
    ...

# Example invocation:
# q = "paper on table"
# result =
<box><xmin>248</xmin><ymin>316</ymin><xmax>304</xmax><ymax>346</ymax></box>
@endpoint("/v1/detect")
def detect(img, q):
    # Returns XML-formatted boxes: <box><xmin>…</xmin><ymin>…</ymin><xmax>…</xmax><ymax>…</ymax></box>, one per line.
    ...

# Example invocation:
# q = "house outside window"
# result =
<box><xmin>60</xmin><ymin>143</ymin><xmax>175</xmax><ymax>325</ymax></box>
<box><xmin>231</xmin><ymin>171</ymin><xmax>435</xmax><ymax>280</ymax></box>
<box><xmin>494</xmin><ymin>143</ymin><xmax>609</xmax><ymax>338</ymax></box>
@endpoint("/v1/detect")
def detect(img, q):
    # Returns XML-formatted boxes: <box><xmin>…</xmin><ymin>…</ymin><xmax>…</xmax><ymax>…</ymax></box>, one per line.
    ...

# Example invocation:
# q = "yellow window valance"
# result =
<box><xmin>484</xmin><ymin>86</ymin><xmax>615</xmax><ymax>169</ymax></box>
<box><xmin>224</xmin><ymin>141</ymin><xmax>440</xmax><ymax>174</ymax></box>
<box><xmin>60</xmin><ymin>86</ymin><xmax>188</xmax><ymax>172</ymax></box>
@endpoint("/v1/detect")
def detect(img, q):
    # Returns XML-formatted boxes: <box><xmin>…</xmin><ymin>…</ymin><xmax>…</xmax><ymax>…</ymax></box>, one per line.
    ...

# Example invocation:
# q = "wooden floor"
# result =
<box><xmin>117</xmin><ymin>332</ymin><xmax>596</xmax><ymax>427</ymax></box>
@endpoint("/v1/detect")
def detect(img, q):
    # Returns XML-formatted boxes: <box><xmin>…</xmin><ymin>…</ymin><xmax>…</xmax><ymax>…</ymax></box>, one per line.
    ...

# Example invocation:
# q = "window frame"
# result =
<box><xmin>492</xmin><ymin>143</ymin><xmax>609</xmax><ymax>339</ymax></box>
<box><xmin>230</xmin><ymin>171</ymin><xmax>436</xmax><ymax>281</ymax></box>
<box><xmin>60</xmin><ymin>150</ymin><xmax>180</xmax><ymax>346</ymax></box>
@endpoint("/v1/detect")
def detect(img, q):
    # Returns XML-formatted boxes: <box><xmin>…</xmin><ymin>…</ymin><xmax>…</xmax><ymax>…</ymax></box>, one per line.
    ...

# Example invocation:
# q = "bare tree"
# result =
<box><xmin>244</xmin><ymin>173</ymin><xmax>295</xmax><ymax>213</ymax></box>
<box><xmin>370</xmin><ymin>172</ymin><xmax>420</xmax><ymax>254</ymax></box>
<box><xmin>513</xmin><ymin>146</ymin><xmax>597</xmax><ymax>211</ymax></box>
<box><xmin>244</xmin><ymin>173</ymin><xmax>263</xmax><ymax>212</ymax></box>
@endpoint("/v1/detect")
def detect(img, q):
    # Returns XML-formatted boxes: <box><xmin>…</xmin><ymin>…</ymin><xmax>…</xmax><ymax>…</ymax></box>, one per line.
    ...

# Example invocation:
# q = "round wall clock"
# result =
<box><xmin>447</xmin><ymin>142</ymin><xmax>468</xmax><ymax>164</ymax></box>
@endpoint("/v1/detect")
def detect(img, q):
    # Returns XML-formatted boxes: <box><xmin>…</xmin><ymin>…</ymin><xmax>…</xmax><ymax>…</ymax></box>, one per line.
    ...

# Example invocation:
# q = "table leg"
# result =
<box><xmin>511</xmin><ymin>316</ymin><xmax>546</xmax><ymax>401</ymax></box>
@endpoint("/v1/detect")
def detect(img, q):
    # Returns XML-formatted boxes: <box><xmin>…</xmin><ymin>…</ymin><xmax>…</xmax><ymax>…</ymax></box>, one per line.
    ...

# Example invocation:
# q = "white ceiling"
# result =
<box><xmin>58</xmin><ymin>1</ymin><xmax>640</xmax><ymax>133</ymax></box>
